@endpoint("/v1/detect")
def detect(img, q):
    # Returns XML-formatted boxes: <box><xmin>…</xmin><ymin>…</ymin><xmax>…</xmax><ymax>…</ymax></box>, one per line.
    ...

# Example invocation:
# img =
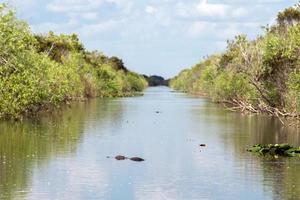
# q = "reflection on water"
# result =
<box><xmin>0</xmin><ymin>87</ymin><xmax>299</xmax><ymax>200</ymax></box>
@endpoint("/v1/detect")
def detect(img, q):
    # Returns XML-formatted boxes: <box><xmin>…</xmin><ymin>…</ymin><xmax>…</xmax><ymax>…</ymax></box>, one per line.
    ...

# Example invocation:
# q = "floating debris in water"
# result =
<box><xmin>247</xmin><ymin>144</ymin><xmax>300</xmax><ymax>157</ymax></box>
<box><xmin>115</xmin><ymin>155</ymin><xmax>127</xmax><ymax>160</ymax></box>
<box><xmin>199</xmin><ymin>144</ymin><xmax>206</xmax><ymax>147</ymax></box>
<box><xmin>130</xmin><ymin>157</ymin><xmax>145</xmax><ymax>162</ymax></box>
<box><xmin>112</xmin><ymin>155</ymin><xmax>145</xmax><ymax>162</ymax></box>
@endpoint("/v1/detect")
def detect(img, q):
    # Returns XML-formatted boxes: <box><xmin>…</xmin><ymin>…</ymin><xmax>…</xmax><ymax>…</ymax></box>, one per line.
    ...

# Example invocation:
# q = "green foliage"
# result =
<box><xmin>95</xmin><ymin>64</ymin><xmax>123</xmax><ymax>97</ymax></box>
<box><xmin>170</xmin><ymin>69</ymin><xmax>192</xmax><ymax>92</ymax></box>
<box><xmin>247</xmin><ymin>144</ymin><xmax>300</xmax><ymax>157</ymax></box>
<box><xmin>171</xmin><ymin>3</ymin><xmax>300</xmax><ymax>115</ymax></box>
<box><xmin>108</xmin><ymin>56</ymin><xmax>128</xmax><ymax>72</ymax></box>
<box><xmin>277</xmin><ymin>5</ymin><xmax>300</xmax><ymax>27</ymax></box>
<box><xmin>0</xmin><ymin>4</ymin><xmax>147</xmax><ymax>119</ymax></box>
<box><xmin>124</xmin><ymin>72</ymin><xmax>148</xmax><ymax>92</ymax></box>
<box><xmin>84</xmin><ymin>51</ymin><xmax>107</xmax><ymax>67</ymax></box>
<box><xmin>286</xmin><ymin>71</ymin><xmax>300</xmax><ymax>112</ymax></box>
<box><xmin>35</xmin><ymin>32</ymin><xmax>84</xmax><ymax>63</ymax></box>
<box><xmin>212</xmin><ymin>72</ymin><xmax>249</xmax><ymax>101</ymax></box>
<box><xmin>0</xmin><ymin>5</ymin><xmax>69</xmax><ymax>118</ymax></box>
<box><xmin>144</xmin><ymin>75</ymin><xmax>168</xmax><ymax>86</ymax></box>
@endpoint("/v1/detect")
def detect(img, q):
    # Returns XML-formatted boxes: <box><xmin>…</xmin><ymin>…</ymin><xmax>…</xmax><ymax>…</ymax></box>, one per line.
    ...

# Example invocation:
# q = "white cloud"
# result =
<box><xmin>32</xmin><ymin>18</ymin><xmax>79</xmax><ymax>34</ymax></box>
<box><xmin>11</xmin><ymin>0</ymin><xmax>299</xmax><ymax>76</ymax></box>
<box><xmin>145</xmin><ymin>5</ymin><xmax>158</xmax><ymax>15</ymax></box>
<box><xmin>32</xmin><ymin>22</ymin><xmax>60</xmax><ymax>33</ymax></box>
<box><xmin>46</xmin><ymin>0</ymin><xmax>103</xmax><ymax>13</ymax></box>
<box><xmin>78</xmin><ymin>19</ymin><xmax>119</xmax><ymax>37</ymax></box>
<box><xmin>10</xmin><ymin>0</ymin><xmax>38</xmax><ymax>9</ymax></box>
<box><xmin>81</xmin><ymin>12</ymin><xmax>99</xmax><ymax>21</ymax></box>
<box><xmin>196</xmin><ymin>0</ymin><xmax>227</xmax><ymax>17</ymax></box>
<box><xmin>188</xmin><ymin>21</ymin><xmax>241</xmax><ymax>40</ymax></box>
<box><xmin>231</xmin><ymin>7</ymin><xmax>248</xmax><ymax>18</ymax></box>
<box><xmin>175</xmin><ymin>0</ymin><xmax>252</xmax><ymax>20</ymax></box>
<box><xmin>188</xmin><ymin>21</ymin><xmax>212</xmax><ymax>37</ymax></box>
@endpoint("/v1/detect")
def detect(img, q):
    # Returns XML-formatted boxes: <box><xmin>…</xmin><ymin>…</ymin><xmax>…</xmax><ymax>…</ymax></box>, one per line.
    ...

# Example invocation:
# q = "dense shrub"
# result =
<box><xmin>171</xmin><ymin>3</ymin><xmax>300</xmax><ymax>115</ymax></box>
<box><xmin>124</xmin><ymin>72</ymin><xmax>148</xmax><ymax>92</ymax></box>
<box><xmin>0</xmin><ymin>5</ymin><xmax>74</xmax><ymax>118</ymax></box>
<box><xmin>35</xmin><ymin>32</ymin><xmax>84</xmax><ymax>63</ymax></box>
<box><xmin>0</xmin><ymin>4</ymin><xmax>147</xmax><ymax>119</ymax></box>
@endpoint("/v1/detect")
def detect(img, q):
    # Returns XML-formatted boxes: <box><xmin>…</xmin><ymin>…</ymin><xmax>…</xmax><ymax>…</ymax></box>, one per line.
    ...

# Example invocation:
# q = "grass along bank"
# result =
<box><xmin>0</xmin><ymin>4</ymin><xmax>147</xmax><ymax>119</ymax></box>
<box><xmin>170</xmin><ymin>3</ymin><xmax>300</xmax><ymax>123</ymax></box>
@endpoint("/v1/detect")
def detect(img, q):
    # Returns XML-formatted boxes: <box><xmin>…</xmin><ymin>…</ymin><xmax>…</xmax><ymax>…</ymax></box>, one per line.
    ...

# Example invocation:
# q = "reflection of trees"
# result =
<box><xmin>0</xmin><ymin>101</ymin><xmax>90</xmax><ymax>199</ymax></box>
<box><xmin>258</xmin><ymin>158</ymin><xmax>300</xmax><ymax>200</ymax></box>
<box><xmin>248</xmin><ymin>117</ymin><xmax>300</xmax><ymax>147</ymax></box>
<box><xmin>226</xmin><ymin>113</ymin><xmax>300</xmax><ymax>200</ymax></box>
<box><xmin>82</xmin><ymin>98</ymin><xmax>125</xmax><ymax>134</ymax></box>
<box><xmin>201</xmin><ymin>101</ymin><xmax>300</xmax><ymax>146</ymax></box>
<box><xmin>200</xmin><ymin>101</ymin><xmax>300</xmax><ymax>200</ymax></box>
<box><xmin>230</xmin><ymin>111</ymin><xmax>300</xmax><ymax>200</ymax></box>
<box><xmin>281</xmin><ymin>162</ymin><xmax>300</xmax><ymax>200</ymax></box>
<box><xmin>0</xmin><ymin>98</ymin><xmax>125</xmax><ymax>199</ymax></box>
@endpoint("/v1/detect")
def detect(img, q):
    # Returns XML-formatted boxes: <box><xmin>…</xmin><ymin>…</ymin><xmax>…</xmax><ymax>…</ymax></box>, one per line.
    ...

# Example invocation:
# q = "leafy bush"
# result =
<box><xmin>286</xmin><ymin>71</ymin><xmax>300</xmax><ymax>113</ymax></box>
<box><xmin>0</xmin><ymin>4</ymin><xmax>147</xmax><ymax>119</ymax></box>
<box><xmin>171</xmin><ymin>3</ymin><xmax>300</xmax><ymax>115</ymax></box>
<box><xmin>95</xmin><ymin>65</ymin><xmax>123</xmax><ymax>97</ymax></box>
<box><xmin>35</xmin><ymin>32</ymin><xmax>84</xmax><ymax>63</ymax></box>
<box><xmin>124</xmin><ymin>72</ymin><xmax>148</xmax><ymax>92</ymax></box>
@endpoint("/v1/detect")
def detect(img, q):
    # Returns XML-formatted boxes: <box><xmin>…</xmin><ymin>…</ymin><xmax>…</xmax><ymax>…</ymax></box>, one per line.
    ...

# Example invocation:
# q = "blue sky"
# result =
<box><xmin>8</xmin><ymin>0</ymin><xmax>299</xmax><ymax>78</ymax></box>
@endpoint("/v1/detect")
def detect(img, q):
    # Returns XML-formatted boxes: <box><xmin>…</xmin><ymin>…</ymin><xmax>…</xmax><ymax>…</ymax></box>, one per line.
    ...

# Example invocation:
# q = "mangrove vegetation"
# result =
<box><xmin>170</xmin><ymin>3</ymin><xmax>300</xmax><ymax>121</ymax></box>
<box><xmin>0</xmin><ymin>4</ymin><xmax>147</xmax><ymax>119</ymax></box>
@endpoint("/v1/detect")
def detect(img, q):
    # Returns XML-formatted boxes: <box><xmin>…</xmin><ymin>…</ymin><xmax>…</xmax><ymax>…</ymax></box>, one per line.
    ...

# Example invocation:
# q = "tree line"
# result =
<box><xmin>0</xmin><ymin>4</ymin><xmax>147</xmax><ymax>119</ymax></box>
<box><xmin>170</xmin><ymin>3</ymin><xmax>300</xmax><ymax>121</ymax></box>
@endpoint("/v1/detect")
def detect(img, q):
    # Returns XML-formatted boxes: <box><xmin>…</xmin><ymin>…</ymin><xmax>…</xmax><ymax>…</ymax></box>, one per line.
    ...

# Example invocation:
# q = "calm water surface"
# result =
<box><xmin>0</xmin><ymin>87</ymin><xmax>300</xmax><ymax>200</ymax></box>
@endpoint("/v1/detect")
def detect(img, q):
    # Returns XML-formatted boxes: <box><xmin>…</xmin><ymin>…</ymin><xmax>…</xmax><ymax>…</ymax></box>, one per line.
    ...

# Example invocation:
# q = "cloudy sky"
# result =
<box><xmin>8</xmin><ymin>0</ymin><xmax>298</xmax><ymax>77</ymax></box>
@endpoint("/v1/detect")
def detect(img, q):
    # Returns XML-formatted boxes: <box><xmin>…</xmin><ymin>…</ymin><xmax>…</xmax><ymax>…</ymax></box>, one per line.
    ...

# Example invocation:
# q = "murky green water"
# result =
<box><xmin>0</xmin><ymin>87</ymin><xmax>300</xmax><ymax>200</ymax></box>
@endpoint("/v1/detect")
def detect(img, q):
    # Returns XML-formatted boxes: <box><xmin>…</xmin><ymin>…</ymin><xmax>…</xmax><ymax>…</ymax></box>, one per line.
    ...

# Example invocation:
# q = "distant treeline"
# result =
<box><xmin>143</xmin><ymin>75</ymin><xmax>169</xmax><ymax>86</ymax></box>
<box><xmin>171</xmin><ymin>3</ymin><xmax>300</xmax><ymax>119</ymax></box>
<box><xmin>0</xmin><ymin>4</ymin><xmax>147</xmax><ymax>119</ymax></box>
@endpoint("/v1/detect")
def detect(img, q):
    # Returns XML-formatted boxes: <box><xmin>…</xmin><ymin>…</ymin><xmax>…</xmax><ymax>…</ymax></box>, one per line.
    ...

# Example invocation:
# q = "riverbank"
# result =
<box><xmin>0</xmin><ymin>4</ymin><xmax>147</xmax><ymax>120</ymax></box>
<box><xmin>170</xmin><ymin>4</ymin><xmax>300</xmax><ymax>124</ymax></box>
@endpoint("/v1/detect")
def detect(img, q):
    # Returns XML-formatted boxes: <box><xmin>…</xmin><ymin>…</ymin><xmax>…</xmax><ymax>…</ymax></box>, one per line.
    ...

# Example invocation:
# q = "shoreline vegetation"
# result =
<box><xmin>0</xmin><ymin>4</ymin><xmax>147</xmax><ymax>120</ymax></box>
<box><xmin>170</xmin><ymin>3</ymin><xmax>300</xmax><ymax>125</ymax></box>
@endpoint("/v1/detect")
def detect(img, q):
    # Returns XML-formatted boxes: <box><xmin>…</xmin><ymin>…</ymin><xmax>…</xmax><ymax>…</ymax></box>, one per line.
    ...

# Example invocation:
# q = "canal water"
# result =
<box><xmin>0</xmin><ymin>87</ymin><xmax>299</xmax><ymax>200</ymax></box>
